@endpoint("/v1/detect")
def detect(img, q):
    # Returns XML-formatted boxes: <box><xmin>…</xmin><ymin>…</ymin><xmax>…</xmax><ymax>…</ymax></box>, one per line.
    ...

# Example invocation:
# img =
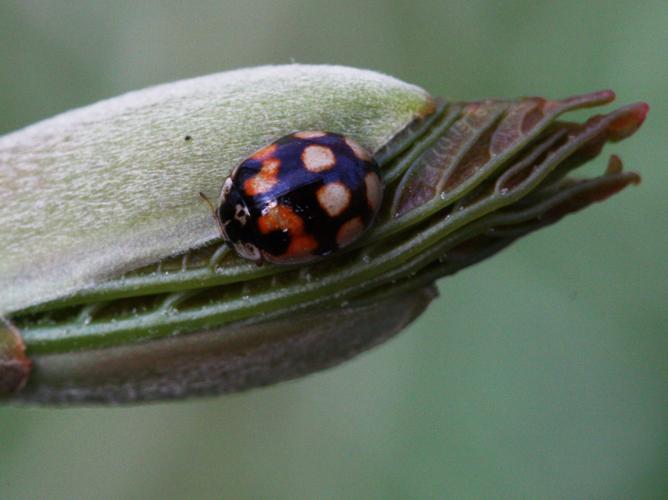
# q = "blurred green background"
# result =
<box><xmin>1</xmin><ymin>1</ymin><xmax>666</xmax><ymax>498</ymax></box>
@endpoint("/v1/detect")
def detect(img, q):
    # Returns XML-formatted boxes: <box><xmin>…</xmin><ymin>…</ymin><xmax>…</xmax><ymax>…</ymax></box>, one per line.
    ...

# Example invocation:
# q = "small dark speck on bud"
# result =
<box><xmin>184</xmin><ymin>135</ymin><xmax>192</xmax><ymax>141</ymax></box>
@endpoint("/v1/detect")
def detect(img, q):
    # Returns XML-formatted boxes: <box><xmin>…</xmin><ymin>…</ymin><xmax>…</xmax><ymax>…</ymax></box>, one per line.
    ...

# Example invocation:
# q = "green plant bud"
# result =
<box><xmin>0</xmin><ymin>65</ymin><xmax>647</xmax><ymax>404</ymax></box>
<box><xmin>0</xmin><ymin>65</ymin><xmax>433</xmax><ymax>316</ymax></box>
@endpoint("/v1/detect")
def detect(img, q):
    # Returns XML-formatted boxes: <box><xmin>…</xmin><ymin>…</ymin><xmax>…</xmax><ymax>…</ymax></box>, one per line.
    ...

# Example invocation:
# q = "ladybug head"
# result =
<box><xmin>217</xmin><ymin>178</ymin><xmax>262</xmax><ymax>262</ymax></box>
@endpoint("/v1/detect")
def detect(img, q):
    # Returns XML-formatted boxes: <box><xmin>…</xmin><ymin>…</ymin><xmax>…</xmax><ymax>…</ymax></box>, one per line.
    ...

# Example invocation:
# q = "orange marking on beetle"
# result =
<box><xmin>287</xmin><ymin>235</ymin><xmax>318</xmax><ymax>256</ymax></box>
<box><xmin>258</xmin><ymin>204</ymin><xmax>302</xmax><ymax>234</ymax></box>
<box><xmin>317</xmin><ymin>181</ymin><xmax>351</xmax><ymax>217</ymax></box>
<box><xmin>251</xmin><ymin>143</ymin><xmax>278</xmax><ymax>160</ymax></box>
<box><xmin>244</xmin><ymin>158</ymin><xmax>280</xmax><ymax>196</ymax></box>
<box><xmin>336</xmin><ymin>216</ymin><xmax>365</xmax><ymax>247</ymax></box>
<box><xmin>258</xmin><ymin>204</ymin><xmax>318</xmax><ymax>259</ymax></box>
<box><xmin>302</xmin><ymin>145</ymin><xmax>336</xmax><ymax>172</ymax></box>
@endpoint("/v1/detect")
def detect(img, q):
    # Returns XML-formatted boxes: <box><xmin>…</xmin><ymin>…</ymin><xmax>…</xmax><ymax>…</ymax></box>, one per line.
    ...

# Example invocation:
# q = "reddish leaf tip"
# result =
<box><xmin>604</xmin><ymin>155</ymin><xmax>640</xmax><ymax>184</ymax></box>
<box><xmin>608</xmin><ymin>103</ymin><xmax>649</xmax><ymax>141</ymax></box>
<box><xmin>603</xmin><ymin>89</ymin><xmax>616</xmax><ymax>100</ymax></box>
<box><xmin>596</xmin><ymin>89</ymin><xmax>617</xmax><ymax>103</ymax></box>
<box><xmin>560</xmin><ymin>89</ymin><xmax>616</xmax><ymax>109</ymax></box>
<box><xmin>636</xmin><ymin>102</ymin><xmax>650</xmax><ymax>122</ymax></box>
<box><xmin>606</xmin><ymin>154</ymin><xmax>624</xmax><ymax>174</ymax></box>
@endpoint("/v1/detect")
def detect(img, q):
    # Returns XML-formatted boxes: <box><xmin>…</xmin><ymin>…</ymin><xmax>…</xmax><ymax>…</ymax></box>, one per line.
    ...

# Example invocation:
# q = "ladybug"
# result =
<box><xmin>205</xmin><ymin>131</ymin><xmax>383</xmax><ymax>265</ymax></box>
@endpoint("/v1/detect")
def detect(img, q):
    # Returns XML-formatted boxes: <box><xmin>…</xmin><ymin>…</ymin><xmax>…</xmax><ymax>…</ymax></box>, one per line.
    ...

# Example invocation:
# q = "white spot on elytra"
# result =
<box><xmin>294</xmin><ymin>131</ymin><xmax>327</xmax><ymax>139</ymax></box>
<box><xmin>336</xmin><ymin>216</ymin><xmax>365</xmax><ymax>247</ymax></box>
<box><xmin>364</xmin><ymin>172</ymin><xmax>382</xmax><ymax>212</ymax></box>
<box><xmin>317</xmin><ymin>181</ymin><xmax>351</xmax><ymax>217</ymax></box>
<box><xmin>345</xmin><ymin>137</ymin><xmax>372</xmax><ymax>161</ymax></box>
<box><xmin>302</xmin><ymin>145</ymin><xmax>336</xmax><ymax>172</ymax></box>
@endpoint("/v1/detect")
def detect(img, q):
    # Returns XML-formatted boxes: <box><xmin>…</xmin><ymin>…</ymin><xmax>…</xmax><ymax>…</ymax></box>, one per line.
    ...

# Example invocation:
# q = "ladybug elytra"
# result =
<box><xmin>209</xmin><ymin>131</ymin><xmax>383</xmax><ymax>265</ymax></box>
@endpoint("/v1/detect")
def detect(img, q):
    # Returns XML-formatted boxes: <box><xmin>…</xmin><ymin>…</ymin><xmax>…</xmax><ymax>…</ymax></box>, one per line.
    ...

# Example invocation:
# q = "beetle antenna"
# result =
<box><xmin>199</xmin><ymin>191</ymin><xmax>226</xmax><ymax>237</ymax></box>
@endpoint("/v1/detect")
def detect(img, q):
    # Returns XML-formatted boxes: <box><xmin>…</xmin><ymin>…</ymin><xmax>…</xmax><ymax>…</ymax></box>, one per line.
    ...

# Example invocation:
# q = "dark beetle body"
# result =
<box><xmin>217</xmin><ymin>131</ymin><xmax>383</xmax><ymax>264</ymax></box>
